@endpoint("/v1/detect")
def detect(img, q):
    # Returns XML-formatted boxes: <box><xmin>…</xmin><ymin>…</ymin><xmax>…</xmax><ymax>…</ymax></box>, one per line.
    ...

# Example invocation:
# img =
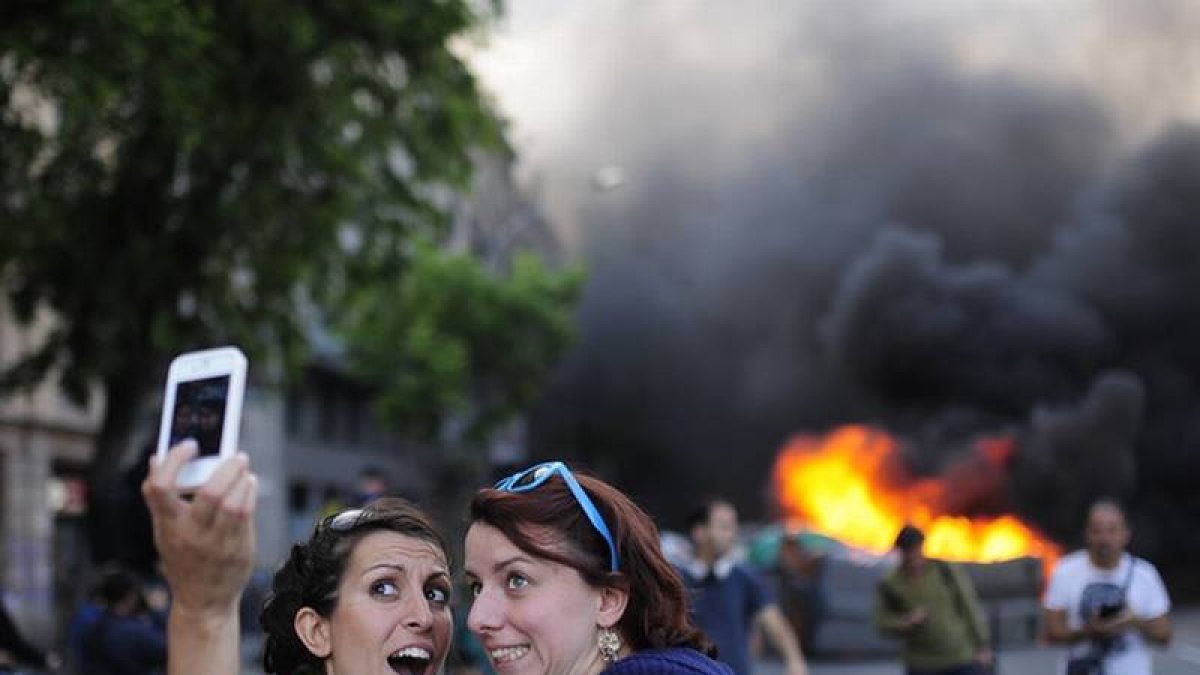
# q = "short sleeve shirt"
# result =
<box><xmin>679</xmin><ymin>563</ymin><xmax>773</xmax><ymax>675</ymax></box>
<box><xmin>1043</xmin><ymin>551</ymin><xmax>1170</xmax><ymax>675</ymax></box>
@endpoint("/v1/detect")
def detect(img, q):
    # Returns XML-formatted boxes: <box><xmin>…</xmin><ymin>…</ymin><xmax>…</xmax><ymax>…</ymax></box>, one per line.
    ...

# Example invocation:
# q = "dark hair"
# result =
<box><xmin>358</xmin><ymin>465</ymin><xmax>387</xmax><ymax>481</ymax></box>
<box><xmin>1087</xmin><ymin>497</ymin><xmax>1129</xmax><ymax>524</ymax></box>
<box><xmin>470</xmin><ymin>468</ymin><xmax>717</xmax><ymax>657</ymax></box>
<box><xmin>94</xmin><ymin>567</ymin><xmax>141</xmax><ymax>607</ymax></box>
<box><xmin>684</xmin><ymin>497</ymin><xmax>733</xmax><ymax>533</ymax></box>
<box><xmin>260</xmin><ymin>498</ymin><xmax>450</xmax><ymax>674</ymax></box>
<box><xmin>893</xmin><ymin>524</ymin><xmax>925</xmax><ymax>551</ymax></box>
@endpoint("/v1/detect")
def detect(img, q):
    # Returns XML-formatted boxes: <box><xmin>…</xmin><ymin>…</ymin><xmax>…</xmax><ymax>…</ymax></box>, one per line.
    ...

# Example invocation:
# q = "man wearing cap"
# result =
<box><xmin>873</xmin><ymin>525</ymin><xmax>992</xmax><ymax>675</ymax></box>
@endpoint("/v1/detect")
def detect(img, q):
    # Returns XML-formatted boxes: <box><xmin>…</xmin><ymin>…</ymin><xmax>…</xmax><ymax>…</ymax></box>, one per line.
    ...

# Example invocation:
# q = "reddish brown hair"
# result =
<box><xmin>469</xmin><ymin>468</ymin><xmax>715</xmax><ymax>656</ymax></box>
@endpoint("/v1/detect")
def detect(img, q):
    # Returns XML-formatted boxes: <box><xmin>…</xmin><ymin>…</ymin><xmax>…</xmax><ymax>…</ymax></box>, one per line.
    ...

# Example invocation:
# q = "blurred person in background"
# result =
<box><xmin>773</xmin><ymin>535</ymin><xmax>825</xmax><ymax>656</ymax></box>
<box><xmin>1043</xmin><ymin>499</ymin><xmax>1171</xmax><ymax>675</ymax></box>
<box><xmin>873</xmin><ymin>525</ymin><xmax>991</xmax><ymax>675</ymax></box>
<box><xmin>67</xmin><ymin>577</ymin><xmax>104</xmax><ymax>674</ymax></box>
<box><xmin>83</xmin><ymin>567</ymin><xmax>166</xmax><ymax>675</ymax></box>
<box><xmin>678</xmin><ymin>499</ymin><xmax>809</xmax><ymax>675</ymax></box>
<box><xmin>349</xmin><ymin>465</ymin><xmax>390</xmax><ymax>508</ymax></box>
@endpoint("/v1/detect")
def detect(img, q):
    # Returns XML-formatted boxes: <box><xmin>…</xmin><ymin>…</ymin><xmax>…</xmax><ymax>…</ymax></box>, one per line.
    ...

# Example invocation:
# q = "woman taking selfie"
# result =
<box><xmin>258</xmin><ymin>499</ymin><xmax>453</xmax><ymax>675</ymax></box>
<box><xmin>144</xmin><ymin>442</ymin><xmax>453</xmax><ymax>675</ymax></box>
<box><xmin>144</xmin><ymin>444</ymin><xmax>730</xmax><ymax>675</ymax></box>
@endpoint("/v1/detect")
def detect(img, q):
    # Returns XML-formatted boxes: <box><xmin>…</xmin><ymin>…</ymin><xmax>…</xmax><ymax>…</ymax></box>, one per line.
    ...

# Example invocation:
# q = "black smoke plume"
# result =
<box><xmin>520</xmin><ymin>1</ymin><xmax>1200</xmax><ymax>578</ymax></box>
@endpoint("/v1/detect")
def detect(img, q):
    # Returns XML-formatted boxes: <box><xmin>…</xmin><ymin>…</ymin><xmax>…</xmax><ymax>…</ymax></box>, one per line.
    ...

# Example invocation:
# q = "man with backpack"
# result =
<box><xmin>873</xmin><ymin>525</ymin><xmax>993</xmax><ymax>675</ymax></box>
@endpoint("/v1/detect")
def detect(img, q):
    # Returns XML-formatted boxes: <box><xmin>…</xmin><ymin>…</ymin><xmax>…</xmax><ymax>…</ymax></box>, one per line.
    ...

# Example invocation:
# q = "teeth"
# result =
<box><xmin>489</xmin><ymin>646</ymin><xmax>530</xmax><ymax>663</ymax></box>
<box><xmin>391</xmin><ymin>647</ymin><xmax>432</xmax><ymax>661</ymax></box>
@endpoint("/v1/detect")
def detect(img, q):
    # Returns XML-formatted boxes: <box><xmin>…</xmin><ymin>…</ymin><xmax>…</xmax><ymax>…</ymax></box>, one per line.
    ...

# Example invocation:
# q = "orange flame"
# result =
<box><xmin>773</xmin><ymin>425</ymin><xmax>1059</xmax><ymax>566</ymax></box>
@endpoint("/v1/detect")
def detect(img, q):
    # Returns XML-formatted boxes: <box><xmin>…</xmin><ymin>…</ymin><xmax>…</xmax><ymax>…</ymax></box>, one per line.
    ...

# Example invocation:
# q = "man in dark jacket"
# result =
<box><xmin>678</xmin><ymin>499</ymin><xmax>809</xmax><ymax>675</ymax></box>
<box><xmin>85</xmin><ymin>568</ymin><xmax>166</xmax><ymax>675</ymax></box>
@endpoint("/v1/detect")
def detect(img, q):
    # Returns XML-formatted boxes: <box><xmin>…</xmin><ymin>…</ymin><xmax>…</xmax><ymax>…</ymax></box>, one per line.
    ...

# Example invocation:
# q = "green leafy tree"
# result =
<box><xmin>0</xmin><ymin>2</ymin><xmax>510</xmax><ymax>498</ymax></box>
<box><xmin>340</xmin><ymin>244</ymin><xmax>584</xmax><ymax>445</ymax></box>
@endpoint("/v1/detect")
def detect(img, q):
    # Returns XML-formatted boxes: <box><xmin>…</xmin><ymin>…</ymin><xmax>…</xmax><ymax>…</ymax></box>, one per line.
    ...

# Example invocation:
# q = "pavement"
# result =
<box><xmin>760</xmin><ymin>606</ymin><xmax>1200</xmax><ymax>675</ymax></box>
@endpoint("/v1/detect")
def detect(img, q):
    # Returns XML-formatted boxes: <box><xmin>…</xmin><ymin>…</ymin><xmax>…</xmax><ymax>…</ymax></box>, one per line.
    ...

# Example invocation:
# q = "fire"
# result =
<box><xmin>773</xmin><ymin>424</ymin><xmax>1059</xmax><ymax>566</ymax></box>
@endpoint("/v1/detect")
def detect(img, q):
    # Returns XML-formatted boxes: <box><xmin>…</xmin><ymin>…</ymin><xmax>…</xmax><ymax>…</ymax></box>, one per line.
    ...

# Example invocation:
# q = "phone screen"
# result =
<box><xmin>168</xmin><ymin>375</ymin><xmax>231</xmax><ymax>458</ymax></box>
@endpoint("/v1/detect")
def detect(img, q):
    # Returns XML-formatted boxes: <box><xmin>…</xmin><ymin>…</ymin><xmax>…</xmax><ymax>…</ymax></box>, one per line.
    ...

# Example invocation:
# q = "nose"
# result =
<box><xmin>467</xmin><ymin>588</ymin><xmax>503</xmax><ymax>635</ymax></box>
<box><xmin>403</xmin><ymin>594</ymin><xmax>435</xmax><ymax>633</ymax></box>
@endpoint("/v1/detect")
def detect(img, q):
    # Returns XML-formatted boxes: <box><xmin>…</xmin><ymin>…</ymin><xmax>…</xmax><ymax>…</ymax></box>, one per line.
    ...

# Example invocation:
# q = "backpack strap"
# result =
<box><xmin>1109</xmin><ymin>553</ymin><xmax>1138</xmax><ymax>616</ymax></box>
<box><xmin>937</xmin><ymin>560</ymin><xmax>988</xmax><ymax>648</ymax></box>
<box><xmin>1119</xmin><ymin>555</ymin><xmax>1137</xmax><ymax>596</ymax></box>
<box><xmin>879</xmin><ymin>575</ymin><xmax>907</xmax><ymax>612</ymax></box>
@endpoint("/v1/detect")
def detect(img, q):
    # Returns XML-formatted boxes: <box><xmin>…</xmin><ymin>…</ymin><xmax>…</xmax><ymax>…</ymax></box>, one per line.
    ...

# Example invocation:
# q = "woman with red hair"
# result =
<box><xmin>465</xmin><ymin>461</ymin><xmax>729</xmax><ymax>675</ymax></box>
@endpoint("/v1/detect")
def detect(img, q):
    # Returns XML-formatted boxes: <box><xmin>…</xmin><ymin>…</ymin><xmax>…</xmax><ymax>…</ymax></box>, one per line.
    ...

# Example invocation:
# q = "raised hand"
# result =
<box><xmin>142</xmin><ymin>441</ymin><xmax>257</xmax><ymax>675</ymax></box>
<box><xmin>142</xmin><ymin>440</ymin><xmax>258</xmax><ymax>614</ymax></box>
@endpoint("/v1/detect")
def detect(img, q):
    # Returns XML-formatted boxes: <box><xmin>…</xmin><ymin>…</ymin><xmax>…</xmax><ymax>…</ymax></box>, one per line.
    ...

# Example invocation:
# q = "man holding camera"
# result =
<box><xmin>1043</xmin><ymin>499</ymin><xmax>1172</xmax><ymax>675</ymax></box>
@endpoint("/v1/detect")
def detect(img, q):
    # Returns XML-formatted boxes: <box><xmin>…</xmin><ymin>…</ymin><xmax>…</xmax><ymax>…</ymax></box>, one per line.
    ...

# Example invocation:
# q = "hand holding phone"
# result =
<box><xmin>141</xmin><ymin>440</ymin><xmax>257</xmax><ymax>674</ymax></box>
<box><xmin>155</xmin><ymin>347</ymin><xmax>248</xmax><ymax>489</ymax></box>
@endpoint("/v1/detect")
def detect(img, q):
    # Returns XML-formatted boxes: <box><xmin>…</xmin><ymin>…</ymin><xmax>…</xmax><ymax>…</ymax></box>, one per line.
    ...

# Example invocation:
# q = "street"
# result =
<box><xmin>779</xmin><ymin>647</ymin><xmax>1200</xmax><ymax>675</ymax></box>
<box><xmin>759</xmin><ymin>608</ymin><xmax>1200</xmax><ymax>675</ymax></box>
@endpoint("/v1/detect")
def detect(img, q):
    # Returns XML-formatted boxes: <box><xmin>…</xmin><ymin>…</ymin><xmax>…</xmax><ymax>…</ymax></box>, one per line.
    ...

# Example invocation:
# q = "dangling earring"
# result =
<box><xmin>598</xmin><ymin>627</ymin><xmax>621</xmax><ymax>663</ymax></box>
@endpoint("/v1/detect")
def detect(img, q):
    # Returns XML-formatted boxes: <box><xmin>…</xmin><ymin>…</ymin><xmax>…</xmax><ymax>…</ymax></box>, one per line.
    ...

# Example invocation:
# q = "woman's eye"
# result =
<box><xmin>506</xmin><ymin>573</ymin><xmax>529</xmax><ymax>590</ymax></box>
<box><xmin>371</xmin><ymin>580</ymin><xmax>399</xmax><ymax>597</ymax></box>
<box><xmin>426</xmin><ymin>586</ymin><xmax>449</xmax><ymax>604</ymax></box>
<box><xmin>467</xmin><ymin>581</ymin><xmax>482</xmax><ymax>598</ymax></box>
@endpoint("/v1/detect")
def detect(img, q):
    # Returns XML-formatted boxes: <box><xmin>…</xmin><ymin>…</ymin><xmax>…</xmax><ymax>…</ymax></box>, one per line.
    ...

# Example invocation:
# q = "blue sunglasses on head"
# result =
<box><xmin>494</xmin><ymin>461</ymin><xmax>620</xmax><ymax>573</ymax></box>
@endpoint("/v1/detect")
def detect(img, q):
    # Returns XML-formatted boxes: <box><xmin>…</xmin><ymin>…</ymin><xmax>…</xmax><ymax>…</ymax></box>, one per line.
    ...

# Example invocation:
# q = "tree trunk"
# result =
<box><xmin>90</xmin><ymin>374</ymin><xmax>145</xmax><ymax>484</ymax></box>
<box><xmin>85</xmin><ymin>360</ymin><xmax>158</xmax><ymax>569</ymax></box>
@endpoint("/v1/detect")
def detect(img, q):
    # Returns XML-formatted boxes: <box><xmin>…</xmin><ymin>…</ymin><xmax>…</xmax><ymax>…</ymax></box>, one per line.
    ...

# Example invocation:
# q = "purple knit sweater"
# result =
<box><xmin>601</xmin><ymin>648</ymin><xmax>734</xmax><ymax>675</ymax></box>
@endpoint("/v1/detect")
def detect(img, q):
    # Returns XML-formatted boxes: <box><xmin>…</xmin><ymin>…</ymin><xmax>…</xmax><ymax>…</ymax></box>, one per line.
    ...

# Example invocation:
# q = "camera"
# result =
<box><xmin>1096</xmin><ymin>601</ymin><xmax>1125</xmax><ymax>619</ymax></box>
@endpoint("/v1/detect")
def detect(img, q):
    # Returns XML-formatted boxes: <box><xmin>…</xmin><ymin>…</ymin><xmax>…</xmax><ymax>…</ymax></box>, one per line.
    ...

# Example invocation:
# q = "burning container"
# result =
<box><xmin>753</xmin><ymin>529</ymin><xmax>1045</xmax><ymax>658</ymax></box>
<box><xmin>761</xmin><ymin>424</ymin><xmax>1060</xmax><ymax>657</ymax></box>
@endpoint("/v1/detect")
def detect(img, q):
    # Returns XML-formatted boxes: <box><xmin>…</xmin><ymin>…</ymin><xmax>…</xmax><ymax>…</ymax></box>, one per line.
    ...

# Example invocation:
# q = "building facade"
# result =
<box><xmin>0</xmin><ymin>300</ymin><xmax>101</xmax><ymax>643</ymax></box>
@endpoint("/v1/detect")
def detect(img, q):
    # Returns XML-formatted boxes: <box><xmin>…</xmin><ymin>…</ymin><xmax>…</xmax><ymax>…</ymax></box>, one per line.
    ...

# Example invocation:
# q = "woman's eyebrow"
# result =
<box><xmin>491</xmin><ymin>555</ymin><xmax>535</xmax><ymax>572</ymax></box>
<box><xmin>363</xmin><ymin>563</ymin><xmax>408</xmax><ymax>577</ymax></box>
<box><xmin>464</xmin><ymin>555</ymin><xmax>532</xmax><ymax>580</ymax></box>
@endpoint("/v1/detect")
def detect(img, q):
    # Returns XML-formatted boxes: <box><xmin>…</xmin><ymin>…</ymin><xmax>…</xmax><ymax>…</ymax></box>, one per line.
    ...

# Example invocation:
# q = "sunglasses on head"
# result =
<box><xmin>494</xmin><ymin>461</ymin><xmax>619</xmax><ymax>573</ymax></box>
<box><xmin>320</xmin><ymin>507</ymin><xmax>366</xmax><ymax>533</ymax></box>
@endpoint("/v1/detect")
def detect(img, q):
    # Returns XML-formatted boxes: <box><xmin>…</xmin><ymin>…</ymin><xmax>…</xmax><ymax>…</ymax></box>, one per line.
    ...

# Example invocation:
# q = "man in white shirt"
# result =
<box><xmin>1043</xmin><ymin>499</ymin><xmax>1172</xmax><ymax>675</ymax></box>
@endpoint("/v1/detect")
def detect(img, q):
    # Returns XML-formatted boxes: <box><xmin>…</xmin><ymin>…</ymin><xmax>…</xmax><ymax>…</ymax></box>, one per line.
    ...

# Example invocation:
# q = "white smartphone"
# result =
<box><xmin>154</xmin><ymin>346</ymin><xmax>248</xmax><ymax>489</ymax></box>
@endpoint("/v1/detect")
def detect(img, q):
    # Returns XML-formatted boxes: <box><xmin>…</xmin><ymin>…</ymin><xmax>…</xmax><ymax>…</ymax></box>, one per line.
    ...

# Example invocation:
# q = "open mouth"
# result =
<box><xmin>387</xmin><ymin>646</ymin><xmax>433</xmax><ymax>675</ymax></box>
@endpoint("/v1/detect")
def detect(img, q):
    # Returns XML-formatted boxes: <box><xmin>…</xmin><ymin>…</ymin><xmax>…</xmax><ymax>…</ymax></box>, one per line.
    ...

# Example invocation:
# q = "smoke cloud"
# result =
<box><xmin>476</xmin><ymin>1</ymin><xmax>1200</xmax><ymax>570</ymax></box>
